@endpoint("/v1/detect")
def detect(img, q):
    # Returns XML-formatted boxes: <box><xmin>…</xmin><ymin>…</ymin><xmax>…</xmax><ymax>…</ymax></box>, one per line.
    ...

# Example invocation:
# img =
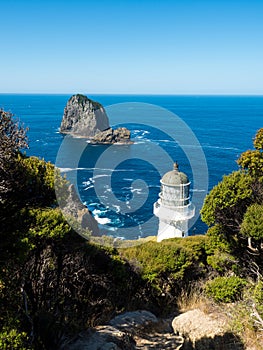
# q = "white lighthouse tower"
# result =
<box><xmin>153</xmin><ymin>163</ymin><xmax>195</xmax><ymax>242</ymax></box>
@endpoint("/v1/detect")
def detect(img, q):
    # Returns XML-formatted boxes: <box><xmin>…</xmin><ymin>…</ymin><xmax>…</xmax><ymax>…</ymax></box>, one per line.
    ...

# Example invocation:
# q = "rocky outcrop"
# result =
<box><xmin>60</xmin><ymin>326</ymin><xmax>136</xmax><ymax>350</ymax></box>
<box><xmin>109</xmin><ymin>310</ymin><xmax>158</xmax><ymax>331</ymax></box>
<box><xmin>61</xmin><ymin>311</ymin><xmax>184</xmax><ymax>350</ymax></box>
<box><xmin>60</xmin><ymin>94</ymin><xmax>132</xmax><ymax>144</ymax></box>
<box><xmin>172</xmin><ymin>309</ymin><xmax>243</xmax><ymax>350</ymax></box>
<box><xmin>91</xmin><ymin>127</ymin><xmax>131</xmax><ymax>144</ymax></box>
<box><xmin>60</xmin><ymin>94</ymin><xmax>110</xmax><ymax>137</ymax></box>
<box><xmin>63</xmin><ymin>184</ymin><xmax>100</xmax><ymax>236</ymax></box>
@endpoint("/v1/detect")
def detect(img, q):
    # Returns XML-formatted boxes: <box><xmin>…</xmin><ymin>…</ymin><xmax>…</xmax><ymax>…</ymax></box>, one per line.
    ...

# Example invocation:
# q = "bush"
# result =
<box><xmin>27</xmin><ymin>207</ymin><xmax>73</xmax><ymax>239</ymax></box>
<box><xmin>0</xmin><ymin>326</ymin><xmax>30</xmax><ymax>350</ymax></box>
<box><xmin>200</xmin><ymin>171</ymin><xmax>253</xmax><ymax>229</ymax></box>
<box><xmin>17</xmin><ymin>156</ymin><xmax>62</xmax><ymax>207</ymax></box>
<box><xmin>253</xmin><ymin>280</ymin><xmax>263</xmax><ymax>316</ymax></box>
<box><xmin>241</xmin><ymin>203</ymin><xmax>263</xmax><ymax>242</ymax></box>
<box><xmin>121</xmin><ymin>236</ymin><xmax>207</xmax><ymax>287</ymax></box>
<box><xmin>205</xmin><ymin>225</ymin><xmax>238</xmax><ymax>273</ymax></box>
<box><xmin>205</xmin><ymin>276</ymin><xmax>247</xmax><ymax>303</ymax></box>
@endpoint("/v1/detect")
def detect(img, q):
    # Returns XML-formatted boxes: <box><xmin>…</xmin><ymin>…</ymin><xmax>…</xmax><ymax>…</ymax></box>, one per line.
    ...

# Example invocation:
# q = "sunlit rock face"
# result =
<box><xmin>60</xmin><ymin>94</ymin><xmax>110</xmax><ymax>137</ymax></box>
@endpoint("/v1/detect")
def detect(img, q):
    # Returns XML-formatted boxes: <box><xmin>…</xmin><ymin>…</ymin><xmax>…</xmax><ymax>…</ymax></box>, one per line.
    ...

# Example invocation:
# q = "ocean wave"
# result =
<box><xmin>94</xmin><ymin>216</ymin><xmax>112</xmax><ymax>225</ymax></box>
<box><xmin>202</xmin><ymin>145</ymin><xmax>240</xmax><ymax>151</ymax></box>
<box><xmin>133</xmin><ymin>129</ymin><xmax>150</xmax><ymax>135</ymax></box>
<box><xmin>83</xmin><ymin>185</ymin><xmax>94</xmax><ymax>191</ymax></box>
<box><xmin>112</xmin><ymin>204</ymin><xmax>121</xmax><ymax>213</ymax></box>
<box><xmin>158</xmin><ymin>139</ymin><xmax>176</xmax><ymax>143</ymax></box>
<box><xmin>128</xmin><ymin>187</ymin><xmax>143</xmax><ymax>194</ymax></box>
<box><xmin>83</xmin><ymin>179</ymin><xmax>93</xmax><ymax>185</ymax></box>
<box><xmin>59</xmin><ymin>167</ymin><xmax>86</xmax><ymax>172</ymax></box>
<box><xmin>93</xmin><ymin>174</ymin><xmax>111</xmax><ymax>179</ymax></box>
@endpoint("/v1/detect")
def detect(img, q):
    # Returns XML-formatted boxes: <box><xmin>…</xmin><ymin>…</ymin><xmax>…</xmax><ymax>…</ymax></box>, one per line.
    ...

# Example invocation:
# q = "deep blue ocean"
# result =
<box><xmin>1</xmin><ymin>94</ymin><xmax>263</xmax><ymax>239</ymax></box>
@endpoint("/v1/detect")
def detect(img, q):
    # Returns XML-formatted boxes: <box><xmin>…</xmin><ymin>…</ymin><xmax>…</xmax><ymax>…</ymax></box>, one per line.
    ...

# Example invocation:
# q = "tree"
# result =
<box><xmin>237</xmin><ymin>150</ymin><xmax>263</xmax><ymax>177</ymax></box>
<box><xmin>240</xmin><ymin>203</ymin><xmax>263</xmax><ymax>251</ymax></box>
<box><xmin>237</xmin><ymin>128</ymin><xmax>263</xmax><ymax>177</ymax></box>
<box><xmin>0</xmin><ymin>110</ymin><xmax>28</xmax><ymax>202</ymax></box>
<box><xmin>200</xmin><ymin>171</ymin><xmax>254</xmax><ymax>234</ymax></box>
<box><xmin>253</xmin><ymin>127</ymin><xmax>263</xmax><ymax>150</ymax></box>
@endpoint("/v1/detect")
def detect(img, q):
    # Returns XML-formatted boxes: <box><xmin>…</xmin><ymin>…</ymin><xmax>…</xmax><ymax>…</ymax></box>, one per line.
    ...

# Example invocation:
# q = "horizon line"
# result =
<box><xmin>0</xmin><ymin>92</ymin><xmax>263</xmax><ymax>97</ymax></box>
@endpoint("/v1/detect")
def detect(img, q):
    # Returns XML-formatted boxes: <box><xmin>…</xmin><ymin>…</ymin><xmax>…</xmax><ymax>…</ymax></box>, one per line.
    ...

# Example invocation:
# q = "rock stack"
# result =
<box><xmin>60</xmin><ymin>94</ymin><xmax>131</xmax><ymax>144</ymax></box>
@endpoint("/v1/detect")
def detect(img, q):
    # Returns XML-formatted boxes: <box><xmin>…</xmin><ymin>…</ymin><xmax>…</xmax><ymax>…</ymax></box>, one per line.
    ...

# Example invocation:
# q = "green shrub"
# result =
<box><xmin>253</xmin><ymin>280</ymin><xmax>263</xmax><ymax>316</ymax></box>
<box><xmin>200</xmin><ymin>171</ymin><xmax>253</xmax><ymax>227</ymax></box>
<box><xmin>121</xmin><ymin>236</ymin><xmax>207</xmax><ymax>286</ymax></box>
<box><xmin>205</xmin><ymin>276</ymin><xmax>247</xmax><ymax>303</ymax></box>
<box><xmin>241</xmin><ymin>203</ymin><xmax>263</xmax><ymax>242</ymax></box>
<box><xmin>0</xmin><ymin>327</ymin><xmax>30</xmax><ymax>350</ymax></box>
<box><xmin>27</xmin><ymin>207</ymin><xmax>72</xmax><ymax>240</ymax></box>
<box><xmin>205</xmin><ymin>225</ymin><xmax>238</xmax><ymax>273</ymax></box>
<box><xmin>18</xmin><ymin>156</ymin><xmax>60</xmax><ymax>206</ymax></box>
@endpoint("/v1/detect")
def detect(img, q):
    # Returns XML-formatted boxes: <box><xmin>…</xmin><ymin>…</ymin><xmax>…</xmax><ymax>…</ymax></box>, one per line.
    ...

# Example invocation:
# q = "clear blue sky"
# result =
<box><xmin>1</xmin><ymin>0</ymin><xmax>263</xmax><ymax>94</ymax></box>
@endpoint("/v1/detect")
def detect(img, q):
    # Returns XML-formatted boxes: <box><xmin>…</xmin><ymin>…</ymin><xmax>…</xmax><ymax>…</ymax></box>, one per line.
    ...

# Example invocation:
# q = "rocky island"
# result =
<box><xmin>60</xmin><ymin>94</ymin><xmax>131</xmax><ymax>144</ymax></box>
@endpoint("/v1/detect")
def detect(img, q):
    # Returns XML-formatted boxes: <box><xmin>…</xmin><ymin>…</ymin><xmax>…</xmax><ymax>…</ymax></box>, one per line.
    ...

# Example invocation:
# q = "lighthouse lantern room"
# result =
<box><xmin>153</xmin><ymin>163</ymin><xmax>195</xmax><ymax>242</ymax></box>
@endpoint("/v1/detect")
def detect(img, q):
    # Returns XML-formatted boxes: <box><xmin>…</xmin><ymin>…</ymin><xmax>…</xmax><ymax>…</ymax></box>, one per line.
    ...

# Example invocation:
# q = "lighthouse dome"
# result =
<box><xmin>161</xmin><ymin>163</ymin><xmax>189</xmax><ymax>186</ymax></box>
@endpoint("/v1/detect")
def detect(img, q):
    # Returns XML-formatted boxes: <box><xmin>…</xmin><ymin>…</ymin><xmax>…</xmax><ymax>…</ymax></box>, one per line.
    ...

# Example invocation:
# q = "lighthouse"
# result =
<box><xmin>153</xmin><ymin>163</ymin><xmax>195</xmax><ymax>242</ymax></box>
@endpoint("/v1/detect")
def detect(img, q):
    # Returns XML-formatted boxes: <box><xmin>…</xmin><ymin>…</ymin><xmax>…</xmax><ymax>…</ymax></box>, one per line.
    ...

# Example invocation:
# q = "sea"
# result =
<box><xmin>1</xmin><ymin>94</ymin><xmax>262</xmax><ymax>240</ymax></box>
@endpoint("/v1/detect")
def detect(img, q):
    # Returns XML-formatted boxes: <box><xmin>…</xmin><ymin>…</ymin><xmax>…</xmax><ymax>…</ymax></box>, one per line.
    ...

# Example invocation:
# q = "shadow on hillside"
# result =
<box><xmin>183</xmin><ymin>332</ymin><xmax>244</xmax><ymax>350</ymax></box>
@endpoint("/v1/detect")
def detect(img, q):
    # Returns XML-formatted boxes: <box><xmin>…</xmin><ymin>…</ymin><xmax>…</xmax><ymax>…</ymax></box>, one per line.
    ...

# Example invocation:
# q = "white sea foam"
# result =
<box><xmin>133</xmin><ymin>141</ymin><xmax>146</xmax><ymax>144</ymax></box>
<box><xmin>131</xmin><ymin>188</ymin><xmax>142</xmax><ymax>193</ymax></box>
<box><xmin>203</xmin><ymin>145</ymin><xmax>239</xmax><ymax>151</ymax></box>
<box><xmin>83</xmin><ymin>185</ymin><xmax>94</xmax><ymax>191</ymax></box>
<box><xmin>83</xmin><ymin>180</ymin><xmax>92</xmax><ymax>186</ymax></box>
<box><xmin>93</xmin><ymin>209</ymin><xmax>104</xmax><ymax>215</ymax></box>
<box><xmin>134</xmin><ymin>130</ymin><xmax>150</xmax><ymax>135</ymax></box>
<box><xmin>93</xmin><ymin>174</ymin><xmax>110</xmax><ymax>179</ymax></box>
<box><xmin>94</xmin><ymin>216</ymin><xmax>111</xmax><ymax>225</ymax></box>
<box><xmin>112</xmin><ymin>205</ymin><xmax>121</xmax><ymax>213</ymax></box>
<box><xmin>59</xmin><ymin>167</ymin><xmax>86</xmax><ymax>172</ymax></box>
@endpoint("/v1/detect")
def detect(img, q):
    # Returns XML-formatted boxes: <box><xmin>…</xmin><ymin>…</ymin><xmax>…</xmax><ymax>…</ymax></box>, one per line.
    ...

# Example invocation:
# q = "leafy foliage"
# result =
<box><xmin>201</xmin><ymin>171</ymin><xmax>253</xmax><ymax>230</ymax></box>
<box><xmin>253</xmin><ymin>128</ymin><xmax>263</xmax><ymax>150</ymax></box>
<box><xmin>18</xmin><ymin>156</ymin><xmax>57</xmax><ymax>205</ymax></box>
<box><xmin>121</xmin><ymin>236</ymin><xmax>207</xmax><ymax>289</ymax></box>
<box><xmin>0</xmin><ymin>110</ymin><xmax>28</xmax><ymax>159</ymax></box>
<box><xmin>237</xmin><ymin>150</ymin><xmax>263</xmax><ymax>177</ymax></box>
<box><xmin>0</xmin><ymin>110</ymin><xmax>28</xmax><ymax>202</ymax></box>
<box><xmin>253</xmin><ymin>280</ymin><xmax>263</xmax><ymax>317</ymax></box>
<box><xmin>237</xmin><ymin>128</ymin><xmax>263</xmax><ymax>177</ymax></box>
<box><xmin>201</xmin><ymin>128</ymin><xmax>263</xmax><ymax>260</ymax></box>
<box><xmin>0</xmin><ymin>326</ymin><xmax>30</xmax><ymax>350</ymax></box>
<box><xmin>26</xmin><ymin>208</ymin><xmax>73</xmax><ymax>241</ymax></box>
<box><xmin>205</xmin><ymin>276</ymin><xmax>247</xmax><ymax>303</ymax></box>
<box><xmin>240</xmin><ymin>203</ymin><xmax>263</xmax><ymax>242</ymax></box>
<box><xmin>205</xmin><ymin>225</ymin><xmax>238</xmax><ymax>273</ymax></box>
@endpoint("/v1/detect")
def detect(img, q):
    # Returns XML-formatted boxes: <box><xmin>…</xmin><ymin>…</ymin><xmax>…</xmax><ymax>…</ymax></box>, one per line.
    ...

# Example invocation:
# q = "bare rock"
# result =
<box><xmin>61</xmin><ymin>311</ymin><xmax>184</xmax><ymax>350</ymax></box>
<box><xmin>60</xmin><ymin>94</ymin><xmax>110</xmax><ymax>137</ymax></box>
<box><xmin>109</xmin><ymin>310</ymin><xmax>158</xmax><ymax>331</ymax></box>
<box><xmin>63</xmin><ymin>184</ymin><xmax>100</xmax><ymax>236</ymax></box>
<box><xmin>134</xmin><ymin>331</ymin><xmax>184</xmax><ymax>350</ymax></box>
<box><xmin>172</xmin><ymin>309</ymin><xmax>243</xmax><ymax>350</ymax></box>
<box><xmin>60</xmin><ymin>326</ymin><xmax>136</xmax><ymax>350</ymax></box>
<box><xmin>109</xmin><ymin>311</ymin><xmax>184</xmax><ymax>350</ymax></box>
<box><xmin>91</xmin><ymin>127</ymin><xmax>131</xmax><ymax>144</ymax></box>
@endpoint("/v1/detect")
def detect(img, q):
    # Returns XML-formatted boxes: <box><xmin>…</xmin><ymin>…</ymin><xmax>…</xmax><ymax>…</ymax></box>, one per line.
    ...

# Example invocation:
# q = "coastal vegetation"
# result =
<box><xmin>1</xmin><ymin>109</ymin><xmax>263</xmax><ymax>348</ymax></box>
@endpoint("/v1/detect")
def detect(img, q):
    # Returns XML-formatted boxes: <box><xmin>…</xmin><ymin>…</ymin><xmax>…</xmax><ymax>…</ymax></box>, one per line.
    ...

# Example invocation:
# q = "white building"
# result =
<box><xmin>153</xmin><ymin>163</ymin><xmax>195</xmax><ymax>242</ymax></box>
